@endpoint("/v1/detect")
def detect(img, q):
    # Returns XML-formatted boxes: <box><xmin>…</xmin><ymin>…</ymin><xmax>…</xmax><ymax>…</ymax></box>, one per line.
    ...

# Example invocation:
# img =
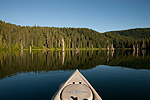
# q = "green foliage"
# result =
<box><xmin>32</xmin><ymin>45</ymin><xmax>42</xmax><ymax>49</ymax></box>
<box><xmin>0</xmin><ymin>20</ymin><xmax>150</xmax><ymax>50</ymax></box>
<box><xmin>12</xmin><ymin>43</ymin><xmax>19</xmax><ymax>50</ymax></box>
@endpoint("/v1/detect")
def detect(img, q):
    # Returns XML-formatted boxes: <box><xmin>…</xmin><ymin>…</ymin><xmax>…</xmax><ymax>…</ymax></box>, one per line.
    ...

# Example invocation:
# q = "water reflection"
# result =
<box><xmin>0</xmin><ymin>50</ymin><xmax>150</xmax><ymax>79</ymax></box>
<box><xmin>62</xmin><ymin>52</ymin><xmax>65</xmax><ymax>65</ymax></box>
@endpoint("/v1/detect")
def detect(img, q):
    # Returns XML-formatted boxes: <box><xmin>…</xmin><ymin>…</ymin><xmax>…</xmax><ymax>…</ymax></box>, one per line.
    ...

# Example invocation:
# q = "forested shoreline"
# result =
<box><xmin>0</xmin><ymin>20</ymin><xmax>150</xmax><ymax>50</ymax></box>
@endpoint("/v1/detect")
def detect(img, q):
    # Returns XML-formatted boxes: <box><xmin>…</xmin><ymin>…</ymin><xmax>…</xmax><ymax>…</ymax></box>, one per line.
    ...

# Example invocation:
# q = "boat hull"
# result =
<box><xmin>51</xmin><ymin>69</ymin><xmax>102</xmax><ymax>100</ymax></box>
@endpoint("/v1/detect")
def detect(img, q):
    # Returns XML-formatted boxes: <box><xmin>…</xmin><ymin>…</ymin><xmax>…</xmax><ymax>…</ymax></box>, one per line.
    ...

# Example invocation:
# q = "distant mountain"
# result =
<box><xmin>0</xmin><ymin>20</ymin><xmax>150</xmax><ymax>49</ymax></box>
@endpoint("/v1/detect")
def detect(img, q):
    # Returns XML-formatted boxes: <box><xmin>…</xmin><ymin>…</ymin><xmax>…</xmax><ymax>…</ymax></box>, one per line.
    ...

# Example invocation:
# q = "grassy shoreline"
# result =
<box><xmin>0</xmin><ymin>47</ymin><xmax>142</xmax><ymax>51</ymax></box>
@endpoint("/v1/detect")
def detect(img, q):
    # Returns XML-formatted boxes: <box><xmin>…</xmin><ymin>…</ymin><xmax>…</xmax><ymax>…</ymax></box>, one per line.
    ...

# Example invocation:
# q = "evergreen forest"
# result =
<box><xmin>0</xmin><ymin>20</ymin><xmax>150</xmax><ymax>50</ymax></box>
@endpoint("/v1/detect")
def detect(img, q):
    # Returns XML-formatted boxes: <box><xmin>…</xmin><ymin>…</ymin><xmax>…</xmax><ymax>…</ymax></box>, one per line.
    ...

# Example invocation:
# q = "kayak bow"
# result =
<box><xmin>51</xmin><ymin>69</ymin><xmax>102</xmax><ymax>100</ymax></box>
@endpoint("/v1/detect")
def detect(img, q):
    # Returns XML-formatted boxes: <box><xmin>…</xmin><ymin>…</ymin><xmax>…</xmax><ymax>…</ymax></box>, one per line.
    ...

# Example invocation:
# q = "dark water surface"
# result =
<box><xmin>0</xmin><ymin>50</ymin><xmax>150</xmax><ymax>100</ymax></box>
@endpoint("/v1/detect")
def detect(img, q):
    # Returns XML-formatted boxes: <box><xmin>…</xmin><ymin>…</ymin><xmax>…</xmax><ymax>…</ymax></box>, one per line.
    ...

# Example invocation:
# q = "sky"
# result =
<box><xmin>0</xmin><ymin>0</ymin><xmax>150</xmax><ymax>33</ymax></box>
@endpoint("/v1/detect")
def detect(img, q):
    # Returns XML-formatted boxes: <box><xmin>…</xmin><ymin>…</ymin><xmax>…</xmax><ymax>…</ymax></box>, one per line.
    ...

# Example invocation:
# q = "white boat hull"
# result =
<box><xmin>51</xmin><ymin>69</ymin><xmax>102</xmax><ymax>100</ymax></box>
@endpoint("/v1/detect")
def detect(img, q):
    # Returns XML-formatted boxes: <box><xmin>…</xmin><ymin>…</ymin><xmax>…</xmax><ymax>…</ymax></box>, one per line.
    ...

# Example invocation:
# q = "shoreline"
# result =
<box><xmin>0</xmin><ymin>47</ymin><xmax>148</xmax><ymax>51</ymax></box>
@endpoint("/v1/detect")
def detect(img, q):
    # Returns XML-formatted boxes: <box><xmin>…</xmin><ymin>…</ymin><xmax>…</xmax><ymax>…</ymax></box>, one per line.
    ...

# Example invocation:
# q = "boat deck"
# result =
<box><xmin>51</xmin><ymin>69</ymin><xmax>102</xmax><ymax>100</ymax></box>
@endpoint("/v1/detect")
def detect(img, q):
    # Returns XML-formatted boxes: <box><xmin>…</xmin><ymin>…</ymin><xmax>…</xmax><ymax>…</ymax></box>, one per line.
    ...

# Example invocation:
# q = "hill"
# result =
<box><xmin>0</xmin><ymin>20</ymin><xmax>150</xmax><ymax>50</ymax></box>
<box><xmin>108</xmin><ymin>28</ymin><xmax>150</xmax><ymax>39</ymax></box>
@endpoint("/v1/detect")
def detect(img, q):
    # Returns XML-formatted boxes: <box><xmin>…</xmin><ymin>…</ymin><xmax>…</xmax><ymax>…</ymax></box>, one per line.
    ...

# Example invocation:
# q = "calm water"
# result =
<box><xmin>0</xmin><ymin>50</ymin><xmax>150</xmax><ymax>100</ymax></box>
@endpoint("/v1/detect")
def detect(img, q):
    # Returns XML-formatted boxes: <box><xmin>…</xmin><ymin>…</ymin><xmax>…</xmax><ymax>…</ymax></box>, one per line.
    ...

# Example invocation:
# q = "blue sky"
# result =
<box><xmin>0</xmin><ymin>0</ymin><xmax>150</xmax><ymax>33</ymax></box>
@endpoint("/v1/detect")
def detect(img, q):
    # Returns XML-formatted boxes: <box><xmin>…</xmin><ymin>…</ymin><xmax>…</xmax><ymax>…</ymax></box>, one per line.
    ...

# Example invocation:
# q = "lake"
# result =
<box><xmin>0</xmin><ymin>50</ymin><xmax>150</xmax><ymax>100</ymax></box>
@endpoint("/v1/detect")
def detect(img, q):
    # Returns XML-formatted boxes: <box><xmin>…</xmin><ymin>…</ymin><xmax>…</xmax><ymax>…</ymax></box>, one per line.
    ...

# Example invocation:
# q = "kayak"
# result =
<box><xmin>51</xmin><ymin>69</ymin><xmax>102</xmax><ymax>100</ymax></box>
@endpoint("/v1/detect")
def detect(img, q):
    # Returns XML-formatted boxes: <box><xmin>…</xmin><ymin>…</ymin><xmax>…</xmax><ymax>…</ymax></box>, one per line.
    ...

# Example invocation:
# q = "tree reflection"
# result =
<box><xmin>0</xmin><ymin>50</ymin><xmax>150</xmax><ymax>79</ymax></box>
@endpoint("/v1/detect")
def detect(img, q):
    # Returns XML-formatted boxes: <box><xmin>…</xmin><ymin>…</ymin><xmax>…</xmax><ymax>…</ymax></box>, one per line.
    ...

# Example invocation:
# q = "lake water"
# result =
<box><xmin>0</xmin><ymin>50</ymin><xmax>150</xmax><ymax>100</ymax></box>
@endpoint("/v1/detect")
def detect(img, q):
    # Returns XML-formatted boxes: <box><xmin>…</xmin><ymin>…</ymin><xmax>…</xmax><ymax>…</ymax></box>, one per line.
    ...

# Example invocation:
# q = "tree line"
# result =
<box><xmin>0</xmin><ymin>20</ymin><xmax>150</xmax><ymax>50</ymax></box>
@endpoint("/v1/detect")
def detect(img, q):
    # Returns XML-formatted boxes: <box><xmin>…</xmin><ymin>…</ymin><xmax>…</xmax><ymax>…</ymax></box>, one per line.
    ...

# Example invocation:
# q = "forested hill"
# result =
<box><xmin>106</xmin><ymin>28</ymin><xmax>150</xmax><ymax>39</ymax></box>
<box><xmin>0</xmin><ymin>20</ymin><xmax>150</xmax><ymax>50</ymax></box>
